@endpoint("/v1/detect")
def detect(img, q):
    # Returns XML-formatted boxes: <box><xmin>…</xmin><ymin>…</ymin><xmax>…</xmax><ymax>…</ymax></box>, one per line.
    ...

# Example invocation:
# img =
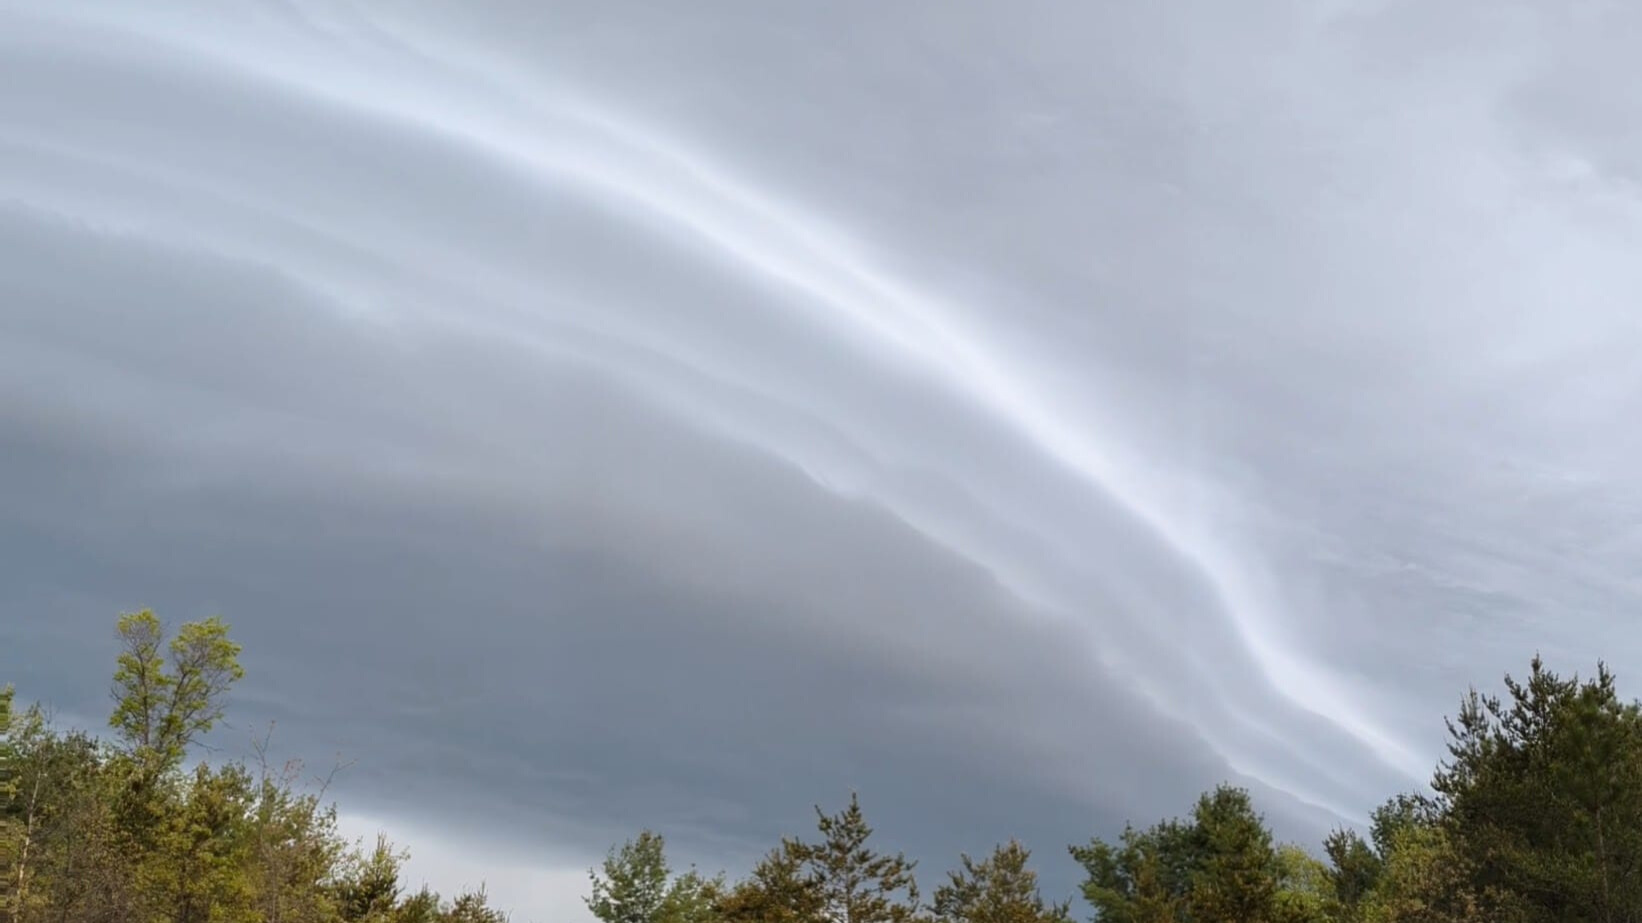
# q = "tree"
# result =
<box><xmin>149</xmin><ymin>762</ymin><xmax>258</xmax><ymax>923</ymax></box>
<box><xmin>245</xmin><ymin>741</ymin><xmax>349</xmax><ymax>923</ymax></box>
<box><xmin>393</xmin><ymin>887</ymin><xmax>444</xmax><ymax>923</ymax></box>
<box><xmin>109</xmin><ymin>611</ymin><xmax>244</xmax><ymax>772</ymax></box>
<box><xmin>390</xmin><ymin>886</ymin><xmax>506</xmax><ymax>923</ymax></box>
<box><xmin>589</xmin><ymin>831</ymin><xmax>672</xmax><ymax>923</ymax></box>
<box><xmin>716</xmin><ymin>840</ymin><xmax>823</xmax><ymax>923</ymax></box>
<box><xmin>336</xmin><ymin>834</ymin><xmax>406</xmax><ymax>921</ymax></box>
<box><xmin>1186</xmin><ymin>786</ymin><xmax>1278</xmax><ymax>923</ymax></box>
<box><xmin>791</xmin><ymin>794</ymin><xmax>921</xmax><ymax>923</ymax></box>
<box><xmin>1323</xmin><ymin>828</ymin><xmax>1380</xmax><ymax>914</ymax></box>
<box><xmin>1271</xmin><ymin>844</ymin><xmax>1340</xmax><ymax>923</ymax></box>
<box><xmin>588</xmin><ymin>830</ymin><xmax>722</xmax><ymax>923</ymax></box>
<box><xmin>929</xmin><ymin>840</ymin><xmax>1070</xmax><ymax>923</ymax></box>
<box><xmin>1</xmin><ymin>685</ymin><xmax>13</xmax><ymax>788</ymax></box>
<box><xmin>443</xmin><ymin>888</ymin><xmax>508</xmax><ymax>923</ymax></box>
<box><xmin>1072</xmin><ymin>787</ymin><xmax>1281</xmax><ymax>923</ymax></box>
<box><xmin>1</xmin><ymin>686</ymin><xmax>16</xmax><ymax>894</ymax></box>
<box><xmin>5</xmin><ymin>725</ymin><xmax>133</xmax><ymax>923</ymax></box>
<box><xmin>1368</xmin><ymin>795</ymin><xmax>1438</xmax><ymax>860</ymax></box>
<box><xmin>0</xmin><ymin>688</ymin><xmax>24</xmax><ymax>918</ymax></box>
<box><xmin>1071</xmin><ymin>820</ymin><xmax>1192</xmax><ymax>923</ymax></box>
<box><xmin>1359</xmin><ymin>820</ymin><xmax>1495</xmax><ymax>923</ymax></box>
<box><xmin>41</xmin><ymin>604</ymin><xmax>1642</xmax><ymax>923</ymax></box>
<box><xmin>0</xmin><ymin>610</ymin><xmax>537</xmax><ymax>923</ymax></box>
<box><xmin>1433</xmin><ymin>657</ymin><xmax>1642</xmax><ymax>922</ymax></box>
<box><xmin>662</xmin><ymin>868</ymin><xmax>721</xmax><ymax>923</ymax></box>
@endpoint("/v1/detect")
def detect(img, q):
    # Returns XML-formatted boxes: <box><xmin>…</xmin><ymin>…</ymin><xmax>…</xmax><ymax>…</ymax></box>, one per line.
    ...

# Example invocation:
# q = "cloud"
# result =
<box><xmin>335</xmin><ymin>811</ymin><xmax>593</xmax><ymax>923</ymax></box>
<box><xmin>0</xmin><ymin>200</ymin><xmax>1254</xmax><ymax>909</ymax></box>
<box><xmin>7</xmin><ymin>0</ymin><xmax>1642</xmax><ymax>918</ymax></box>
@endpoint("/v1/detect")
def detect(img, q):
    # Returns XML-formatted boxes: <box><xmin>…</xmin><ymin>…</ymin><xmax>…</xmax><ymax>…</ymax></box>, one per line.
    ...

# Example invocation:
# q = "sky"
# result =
<box><xmin>4</xmin><ymin>0</ymin><xmax>1642</xmax><ymax>919</ymax></box>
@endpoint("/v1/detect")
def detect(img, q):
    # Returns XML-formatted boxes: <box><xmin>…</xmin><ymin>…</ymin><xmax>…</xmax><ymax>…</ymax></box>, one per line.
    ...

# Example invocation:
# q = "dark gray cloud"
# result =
<box><xmin>0</xmin><ymin>202</ymin><xmax>1272</xmax><ymax>907</ymax></box>
<box><xmin>5</xmin><ymin>0</ymin><xmax>1642</xmax><ymax>918</ymax></box>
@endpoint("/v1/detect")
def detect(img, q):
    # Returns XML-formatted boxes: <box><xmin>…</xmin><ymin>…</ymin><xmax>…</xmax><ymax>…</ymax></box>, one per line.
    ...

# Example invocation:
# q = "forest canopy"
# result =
<box><xmin>4</xmin><ymin>612</ymin><xmax>1640</xmax><ymax>923</ymax></box>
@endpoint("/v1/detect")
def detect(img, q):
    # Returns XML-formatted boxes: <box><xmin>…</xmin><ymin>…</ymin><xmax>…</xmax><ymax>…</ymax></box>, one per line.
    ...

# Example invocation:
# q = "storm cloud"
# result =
<box><xmin>5</xmin><ymin>1</ymin><xmax>1642</xmax><ymax>919</ymax></box>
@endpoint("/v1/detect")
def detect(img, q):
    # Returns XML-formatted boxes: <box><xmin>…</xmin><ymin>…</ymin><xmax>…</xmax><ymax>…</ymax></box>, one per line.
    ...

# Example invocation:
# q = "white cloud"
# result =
<box><xmin>336</xmin><ymin>812</ymin><xmax>597</xmax><ymax>923</ymax></box>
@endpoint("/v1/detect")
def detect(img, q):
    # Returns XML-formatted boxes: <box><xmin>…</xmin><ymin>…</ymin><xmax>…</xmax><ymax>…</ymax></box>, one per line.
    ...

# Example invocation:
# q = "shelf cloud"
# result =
<box><xmin>5</xmin><ymin>1</ymin><xmax>1642</xmax><ymax>917</ymax></box>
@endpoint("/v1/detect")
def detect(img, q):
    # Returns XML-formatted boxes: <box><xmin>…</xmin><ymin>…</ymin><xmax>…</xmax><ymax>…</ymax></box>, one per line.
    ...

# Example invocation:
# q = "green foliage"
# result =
<box><xmin>1358</xmin><ymin>819</ymin><xmax>1491</xmax><ymax>923</ymax></box>
<box><xmin>1270</xmin><ymin>844</ymin><xmax>1339</xmax><ymax>923</ymax></box>
<box><xmin>715</xmin><ymin>840</ymin><xmax>824</xmax><ymax>923</ymax></box>
<box><xmin>1322</xmin><ymin>828</ymin><xmax>1380</xmax><ymax>912</ymax></box>
<box><xmin>3</xmin><ymin>701</ymin><xmax>128</xmax><ymax>921</ymax></box>
<box><xmin>245</xmin><ymin>753</ymin><xmax>349</xmax><ymax>923</ymax></box>
<box><xmin>1368</xmin><ymin>795</ymin><xmax>1438</xmax><ymax>859</ymax></box>
<box><xmin>1</xmin><ymin>684</ymin><xmax>16</xmax><ymax>858</ymax></box>
<box><xmin>393</xmin><ymin>887</ymin><xmax>444</xmax><ymax>923</ymax></box>
<box><xmin>442</xmin><ymin>888</ymin><xmax>508</xmax><ymax>923</ymax></box>
<box><xmin>587</xmin><ymin>830</ymin><xmax>721</xmax><ymax>923</ymax></box>
<box><xmin>795</xmin><ymin>793</ymin><xmax>922</xmax><ymax>923</ymax></box>
<box><xmin>715</xmin><ymin>795</ymin><xmax>919</xmax><ymax>923</ymax></box>
<box><xmin>1432</xmin><ymin>657</ymin><xmax>1642</xmax><ymax>922</ymax></box>
<box><xmin>0</xmin><ymin>685</ymin><xmax>12</xmax><ymax>773</ymax></box>
<box><xmin>1</xmin><ymin>611</ymin><xmax>518</xmax><ymax>923</ymax></box>
<box><xmin>1069</xmin><ymin>820</ymin><xmax>1192</xmax><ymax>923</ymax></box>
<box><xmin>20</xmin><ymin>614</ymin><xmax>1642</xmax><ymax>923</ymax></box>
<box><xmin>1072</xmin><ymin>786</ymin><xmax>1292</xmax><ymax>923</ymax></box>
<box><xmin>336</xmin><ymin>834</ymin><xmax>407</xmax><ymax>921</ymax></box>
<box><xmin>110</xmin><ymin>610</ymin><xmax>244</xmax><ymax>773</ymax></box>
<box><xmin>929</xmin><ymin>840</ymin><xmax>1070</xmax><ymax>923</ymax></box>
<box><xmin>1187</xmin><ymin>786</ymin><xmax>1278</xmax><ymax>923</ymax></box>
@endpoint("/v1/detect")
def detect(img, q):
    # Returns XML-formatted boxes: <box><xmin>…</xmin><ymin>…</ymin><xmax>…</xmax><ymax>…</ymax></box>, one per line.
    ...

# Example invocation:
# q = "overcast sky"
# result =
<box><xmin>5</xmin><ymin>1</ymin><xmax>1642</xmax><ymax>919</ymax></box>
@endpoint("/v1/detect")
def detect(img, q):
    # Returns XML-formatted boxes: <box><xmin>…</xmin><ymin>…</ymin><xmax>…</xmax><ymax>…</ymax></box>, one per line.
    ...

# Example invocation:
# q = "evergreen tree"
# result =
<box><xmin>1322</xmin><ymin>829</ymin><xmax>1380</xmax><ymax>914</ymax></box>
<box><xmin>1187</xmin><ymin>786</ymin><xmax>1277</xmax><ymax>923</ymax></box>
<box><xmin>1071</xmin><ymin>819</ymin><xmax>1193</xmax><ymax>923</ymax></box>
<box><xmin>29</xmin><ymin>609</ymin><xmax>1642</xmax><ymax>923</ymax></box>
<box><xmin>929</xmin><ymin>840</ymin><xmax>1070</xmax><ymax>923</ymax></box>
<box><xmin>1433</xmin><ymin>657</ymin><xmax>1642</xmax><ymax>922</ymax></box>
<box><xmin>336</xmin><ymin>834</ymin><xmax>407</xmax><ymax>921</ymax></box>
<box><xmin>443</xmin><ymin>888</ymin><xmax>508</xmax><ymax>923</ymax></box>
<box><xmin>792</xmin><ymin>794</ymin><xmax>921</xmax><ymax>923</ymax></box>
<box><xmin>393</xmin><ymin>887</ymin><xmax>444</xmax><ymax>923</ymax></box>
<box><xmin>716</xmin><ymin>840</ymin><xmax>823</xmax><ymax>923</ymax></box>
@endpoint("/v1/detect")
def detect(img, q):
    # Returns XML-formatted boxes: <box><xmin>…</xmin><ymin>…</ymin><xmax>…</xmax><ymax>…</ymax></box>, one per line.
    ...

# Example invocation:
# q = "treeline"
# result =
<box><xmin>0</xmin><ymin>612</ymin><xmax>505</xmax><ymax>923</ymax></box>
<box><xmin>586</xmin><ymin>654</ymin><xmax>1642</xmax><ymax>923</ymax></box>
<box><xmin>5</xmin><ymin>613</ymin><xmax>1642</xmax><ymax>923</ymax></box>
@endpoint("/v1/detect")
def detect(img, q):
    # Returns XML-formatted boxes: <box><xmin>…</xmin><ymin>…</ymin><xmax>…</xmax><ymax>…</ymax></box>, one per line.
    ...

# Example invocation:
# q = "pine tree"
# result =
<box><xmin>790</xmin><ymin>794</ymin><xmax>921</xmax><ymax>923</ymax></box>
<box><xmin>1187</xmin><ymin>786</ymin><xmax>1278</xmax><ymax>923</ymax></box>
<box><xmin>716</xmin><ymin>840</ymin><xmax>823</xmax><ymax>923</ymax></box>
<box><xmin>443</xmin><ymin>888</ymin><xmax>508</xmax><ymax>923</ymax></box>
<box><xmin>1433</xmin><ymin>657</ymin><xmax>1642</xmax><ymax>922</ymax></box>
<box><xmin>1071</xmin><ymin>818</ymin><xmax>1194</xmax><ymax>922</ymax></box>
<box><xmin>336</xmin><ymin>834</ymin><xmax>407</xmax><ymax>921</ymax></box>
<box><xmin>929</xmin><ymin>840</ymin><xmax>1070</xmax><ymax>923</ymax></box>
